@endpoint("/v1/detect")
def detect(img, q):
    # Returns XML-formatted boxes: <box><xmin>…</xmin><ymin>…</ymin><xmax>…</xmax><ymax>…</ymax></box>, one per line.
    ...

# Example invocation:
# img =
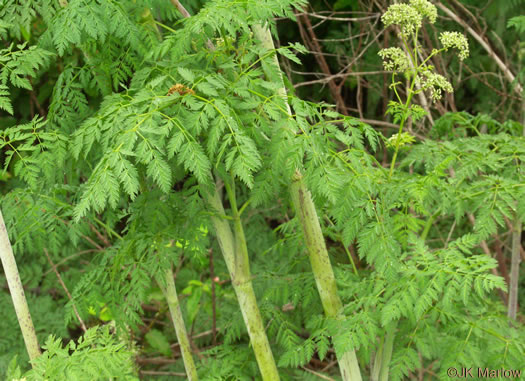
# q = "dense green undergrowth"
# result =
<box><xmin>0</xmin><ymin>0</ymin><xmax>524</xmax><ymax>380</ymax></box>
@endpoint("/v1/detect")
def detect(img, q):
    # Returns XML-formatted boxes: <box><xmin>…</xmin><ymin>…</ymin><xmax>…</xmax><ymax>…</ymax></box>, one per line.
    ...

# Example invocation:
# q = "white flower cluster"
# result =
<box><xmin>379</xmin><ymin>1</ymin><xmax>467</xmax><ymax>104</ymax></box>
<box><xmin>418</xmin><ymin>71</ymin><xmax>454</xmax><ymax>102</ymax></box>
<box><xmin>381</xmin><ymin>0</ymin><xmax>437</xmax><ymax>37</ymax></box>
<box><xmin>409</xmin><ymin>0</ymin><xmax>437</xmax><ymax>24</ymax></box>
<box><xmin>439</xmin><ymin>31</ymin><xmax>469</xmax><ymax>60</ymax></box>
<box><xmin>378</xmin><ymin>47</ymin><xmax>410</xmax><ymax>72</ymax></box>
<box><xmin>382</xmin><ymin>4</ymin><xmax>422</xmax><ymax>38</ymax></box>
<box><xmin>386</xmin><ymin>132</ymin><xmax>416</xmax><ymax>148</ymax></box>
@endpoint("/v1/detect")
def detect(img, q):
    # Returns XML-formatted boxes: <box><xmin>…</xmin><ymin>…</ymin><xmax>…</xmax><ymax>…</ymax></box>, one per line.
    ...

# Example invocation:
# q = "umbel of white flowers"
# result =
<box><xmin>378</xmin><ymin>0</ymin><xmax>469</xmax><ymax>102</ymax></box>
<box><xmin>439</xmin><ymin>31</ymin><xmax>469</xmax><ymax>61</ymax></box>
<box><xmin>382</xmin><ymin>0</ymin><xmax>437</xmax><ymax>37</ymax></box>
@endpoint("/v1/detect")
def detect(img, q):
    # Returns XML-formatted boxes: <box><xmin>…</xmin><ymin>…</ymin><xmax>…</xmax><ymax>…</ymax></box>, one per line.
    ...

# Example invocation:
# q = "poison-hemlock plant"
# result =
<box><xmin>0</xmin><ymin>0</ymin><xmax>524</xmax><ymax>380</ymax></box>
<box><xmin>319</xmin><ymin>1</ymin><xmax>523</xmax><ymax>379</ymax></box>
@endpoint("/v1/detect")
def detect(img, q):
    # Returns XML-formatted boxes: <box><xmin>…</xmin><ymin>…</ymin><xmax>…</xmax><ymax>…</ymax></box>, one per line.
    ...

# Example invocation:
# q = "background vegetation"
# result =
<box><xmin>0</xmin><ymin>0</ymin><xmax>524</xmax><ymax>380</ymax></box>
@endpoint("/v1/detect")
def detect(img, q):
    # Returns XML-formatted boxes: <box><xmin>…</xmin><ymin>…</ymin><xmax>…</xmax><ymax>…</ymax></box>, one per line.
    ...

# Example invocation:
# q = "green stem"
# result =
<box><xmin>224</xmin><ymin>175</ymin><xmax>251</xmax><ymax>283</ymax></box>
<box><xmin>371</xmin><ymin>322</ymin><xmax>396</xmax><ymax>381</ymax></box>
<box><xmin>159</xmin><ymin>268</ymin><xmax>199</xmax><ymax>381</ymax></box>
<box><xmin>289</xmin><ymin>175</ymin><xmax>344</xmax><ymax>317</ymax></box>
<box><xmin>508</xmin><ymin>99</ymin><xmax>524</xmax><ymax>320</ymax></box>
<box><xmin>381</xmin><ymin>27</ymin><xmax>428</xmax><ymax>378</ymax></box>
<box><xmin>251</xmin><ymin>25</ymin><xmax>289</xmax><ymax>112</ymax></box>
<box><xmin>381</xmin><ymin>95</ymin><xmax>414</xmax><ymax>379</ymax></box>
<box><xmin>388</xmin><ymin>91</ymin><xmax>414</xmax><ymax>179</ymax></box>
<box><xmin>172</xmin><ymin>14</ymin><xmax>281</xmax><ymax>375</ymax></box>
<box><xmin>290</xmin><ymin>171</ymin><xmax>362</xmax><ymax>381</ymax></box>
<box><xmin>370</xmin><ymin>336</ymin><xmax>384</xmax><ymax>381</ymax></box>
<box><xmin>254</xmin><ymin>24</ymin><xmax>362</xmax><ymax>381</ymax></box>
<box><xmin>378</xmin><ymin>323</ymin><xmax>396</xmax><ymax>381</ymax></box>
<box><xmin>205</xmin><ymin>181</ymin><xmax>280</xmax><ymax>381</ymax></box>
<box><xmin>507</xmin><ymin>216</ymin><xmax>522</xmax><ymax>321</ymax></box>
<box><xmin>420</xmin><ymin>208</ymin><xmax>440</xmax><ymax>241</ymax></box>
<box><xmin>343</xmin><ymin>245</ymin><xmax>358</xmax><ymax>276</ymax></box>
<box><xmin>0</xmin><ymin>209</ymin><xmax>41</xmax><ymax>363</ymax></box>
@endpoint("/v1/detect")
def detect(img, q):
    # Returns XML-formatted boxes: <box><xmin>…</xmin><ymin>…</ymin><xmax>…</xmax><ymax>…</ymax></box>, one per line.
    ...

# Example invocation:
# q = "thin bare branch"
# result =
<box><xmin>294</xmin><ymin>71</ymin><xmax>390</xmax><ymax>88</ymax></box>
<box><xmin>169</xmin><ymin>0</ymin><xmax>191</xmax><ymax>18</ymax></box>
<box><xmin>302</xmin><ymin>12</ymin><xmax>380</xmax><ymax>22</ymax></box>
<box><xmin>44</xmin><ymin>248</ymin><xmax>87</xmax><ymax>333</ymax></box>
<box><xmin>436</xmin><ymin>2</ymin><xmax>523</xmax><ymax>95</ymax></box>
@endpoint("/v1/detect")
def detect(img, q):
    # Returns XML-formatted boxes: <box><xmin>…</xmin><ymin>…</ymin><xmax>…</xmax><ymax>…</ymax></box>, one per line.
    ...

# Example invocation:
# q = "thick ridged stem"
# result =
<box><xmin>0</xmin><ymin>210</ymin><xmax>41</xmax><ymax>363</ymax></box>
<box><xmin>166</xmin><ymin>1</ymin><xmax>279</xmax><ymax>376</ymax></box>
<box><xmin>376</xmin><ymin>323</ymin><xmax>396</xmax><ymax>381</ymax></box>
<box><xmin>370</xmin><ymin>335</ymin><xmax>384</xmax><ymax>381</ymax></box>
<box><xmin>507</xmin><ymin>218</ymin><xmax>522</xmax><ymax>320</ymax></box>
<box><xmin>290</xmin><ymin>172</ymin><xmax>342</xmax><ymax>317</ymax></box>
<box><xmin>205</xmin><ymin>184</ymin><xmax>280</xmax><ymax>381</ymax></box>
<box><xmin>251</xmin><ymin>25</ymin><xmax>290</xmax><ymax>112</ymax></box>
<box><xmin>290</xmin><ymin>172</ymin><xmax>362</xmax><ymax>381</ymax></box>
<box><xmin>508</xmin><ymin>100</ymin><xmax>525</xmax><ymax>320</ymax></box>
<box><xmin>254</xmin><ymin>24</ymin><xmax>362</xmax><ymax>381</ymax></box>
<box><xmin>160</xmin><ymin>268</ymin><xmax>198</xmax><ymax>381</ymax></box>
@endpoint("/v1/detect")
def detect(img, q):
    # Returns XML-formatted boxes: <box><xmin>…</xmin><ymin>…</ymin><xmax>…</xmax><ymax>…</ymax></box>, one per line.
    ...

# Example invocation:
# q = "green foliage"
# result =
<box><xmin>0</xmin><ymin>0</ymin><xmax>524</xmax><ymax>380</ymax></box>
<box><xmin>0</xmin><ymin>117</ymin><xmax>68</xmax><ymax>188</ymax></box>
<box><xmin>0</xmin><ymin>43</ymin><xmax>53</xmax><ymax>114</ymax></box>
<box><xmin>7</xmin><ymin>326</ymin><xmax>138</xmax><ymax>380</ymax></box>
<box><xmin>508</xmin><ymin>16</ymin><xmax>525</xmax><ymax>34</ymax></box>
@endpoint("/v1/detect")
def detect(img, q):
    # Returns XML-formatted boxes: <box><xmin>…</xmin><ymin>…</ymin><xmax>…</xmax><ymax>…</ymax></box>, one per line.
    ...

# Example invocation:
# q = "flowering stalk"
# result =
<box><xmin>376</xmin><ymin>1</ymin><xmax>470</xmax><ymax>377</ymax></box>
<box><xmin>381</xmin><ymin>1</ymin><xmax>468</xmax><ymax>177</ymax></box>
